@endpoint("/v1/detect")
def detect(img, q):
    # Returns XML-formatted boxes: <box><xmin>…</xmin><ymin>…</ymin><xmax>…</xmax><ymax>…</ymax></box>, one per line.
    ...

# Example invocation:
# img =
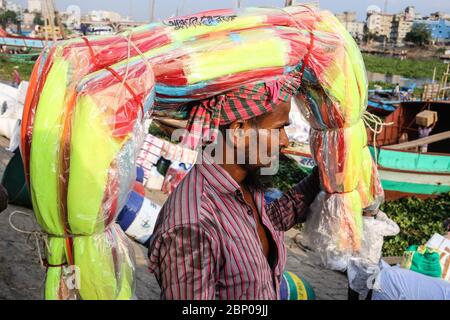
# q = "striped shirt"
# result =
<box><xmin>148</xmin><ymin>156</ymin><xmax>319</xmax><ymax>300</ymax></box>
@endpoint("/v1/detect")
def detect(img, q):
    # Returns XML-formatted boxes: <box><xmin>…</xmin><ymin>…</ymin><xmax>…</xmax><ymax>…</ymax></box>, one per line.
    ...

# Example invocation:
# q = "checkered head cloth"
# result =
<box><xmin>181</xmin><ymin>67</ymin><xmax>304</xmax><ymax>150</ymax></box>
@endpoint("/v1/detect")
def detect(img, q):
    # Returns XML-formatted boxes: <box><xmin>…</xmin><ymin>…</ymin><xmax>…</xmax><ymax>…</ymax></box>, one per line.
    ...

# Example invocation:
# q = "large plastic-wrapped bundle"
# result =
<box><xmin>21</xmin><ymin>37</ymin><xmax>155</xmax><ymax>299</ymax></box>
<box><xmin>294</xmin><ymin>11</ymin><xmax>384</xmax><ymax>270</ymax></box>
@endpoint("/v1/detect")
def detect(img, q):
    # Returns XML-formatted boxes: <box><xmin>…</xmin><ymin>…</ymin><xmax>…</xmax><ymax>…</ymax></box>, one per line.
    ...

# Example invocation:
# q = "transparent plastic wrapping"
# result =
<box><xmin>347</xmin><ymin>258</ymin><xmax>380</xmax><ymax>300</ymax></box>
<box><xmin>21</xmin><ymin>35</ymin><xmax>154</xmax><ymax>299</ymax></box>
<box><xmin>309</xmin><ymin>120</ymin><xmax>367</xmax><ymax>193</ymax></box>
<box><xmin>302</xmin><ymin>191</ymin><xmax>363</xmax><ymax>271</ymax></box>
<box><xmin>358</xmin><ymin>147</ymin><xmax>384</xmax><ymax>212</ymax></box>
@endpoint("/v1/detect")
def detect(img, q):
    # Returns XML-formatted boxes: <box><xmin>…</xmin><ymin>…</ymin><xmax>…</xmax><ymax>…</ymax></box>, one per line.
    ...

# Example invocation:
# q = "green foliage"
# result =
<box><xmin>33</xmin><ymin>12</ymin><xmax>44</xmax><ymax>26</ymax></box>
<box><xmin>272</xmin><ymin>155</ymin><xmax>307</xmax><ymax>192</ymax></box>
<box><xmin>369</xmin><ymin>81</ymin><xmax>395</xmax><ymax>90</ymax></box>
<box><xmin>404</xmin><ymin>24</ymin><xmax>432</xmax><ymax>46</ymax></box>
<box><xmin>363</xmin><ymin>54</ymin><xmax>446</xmax><ymax>80</ymax></box>
<box><xmin>381</xmin><ymin>193</ymin><xmax>450</xmax><ymax>256</ymax></box>
<box><xmin>0</xmin><ymin>58</ymin><xmax>34</xmax><ymax>83</ymax></box>
<box><xmin>0</xmin><ymin>10</ymin><xmax>18</xmax><ymax>29</ymax></box>
<box><xmin>435</xmin><ymin>47</ymin><xmax>446</xmax><ymax>55</ymax></box>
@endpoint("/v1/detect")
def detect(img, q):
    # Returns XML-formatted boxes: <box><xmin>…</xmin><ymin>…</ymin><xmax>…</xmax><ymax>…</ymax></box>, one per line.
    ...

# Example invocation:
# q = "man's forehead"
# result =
<box><xmin>257</xmin><ymin>100</ymin><xmax>291</xmax><ymax>125</ymax></box>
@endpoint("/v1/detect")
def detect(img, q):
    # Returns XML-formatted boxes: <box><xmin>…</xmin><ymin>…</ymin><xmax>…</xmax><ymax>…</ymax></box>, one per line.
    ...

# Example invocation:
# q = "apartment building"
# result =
<box><xmin>335</xmin><ymin>11</ymin><xmax>365</xmax><ymax>39</ymax></box>
<box><xmin>366</xmin><ymin>6</ymin><xmax>415</xmax><ymax>44</ymax></box>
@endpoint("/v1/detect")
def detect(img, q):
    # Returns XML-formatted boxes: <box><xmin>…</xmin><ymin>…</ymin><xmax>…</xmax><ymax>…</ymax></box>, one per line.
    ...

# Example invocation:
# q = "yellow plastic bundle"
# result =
<box><xmin>24</xmin><ymin>42</ymin><xmax>154</xmax><ymax>299</ymax></box>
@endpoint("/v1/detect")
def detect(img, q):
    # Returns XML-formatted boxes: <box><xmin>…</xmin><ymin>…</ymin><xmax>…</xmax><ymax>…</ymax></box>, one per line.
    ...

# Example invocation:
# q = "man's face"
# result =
<box><xmin>235</xmin><ymin>99</ymin><xmax>291</xmax><ymax>170</ymax></box>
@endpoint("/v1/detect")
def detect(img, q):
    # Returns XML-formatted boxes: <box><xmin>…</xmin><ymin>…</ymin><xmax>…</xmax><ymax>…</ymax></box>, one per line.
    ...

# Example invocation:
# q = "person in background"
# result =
<box><xmin>393</xmin><ymin>83</ymin><xmax>400</xmax><ymax>100</ymax></box>
<box><xmin>11</xmin><ymin>66</ymin><xmax>21</xmax><ymax>88</ymax></box>
<box><xmin>398</xmin><ymin>132</ymin><xmax>408</xmax><ymax>144</ymax></box>
<box><xmin>418</xmin><ymin>121</ymin><xmax>436</xmax><ymax>153</ymax></box>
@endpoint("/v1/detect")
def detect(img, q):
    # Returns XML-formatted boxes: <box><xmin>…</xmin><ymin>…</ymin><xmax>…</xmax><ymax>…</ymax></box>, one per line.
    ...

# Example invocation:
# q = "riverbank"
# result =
<box><xmin>362</xmin><ymin>54</ymin><xmax>447</xmax><ymax>80</ymax></box>
<box><xmin>0</xmin><ymin>59</ymin><xmax>34</xmax><ymax>84</ymax></box>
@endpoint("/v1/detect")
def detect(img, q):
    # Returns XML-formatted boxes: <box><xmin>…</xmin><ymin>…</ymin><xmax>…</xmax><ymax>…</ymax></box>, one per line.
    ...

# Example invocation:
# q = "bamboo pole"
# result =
<box><xmin>150</xmin><ymin>0</ymin><xmax>155</xmax><ymax>22</ymax></box>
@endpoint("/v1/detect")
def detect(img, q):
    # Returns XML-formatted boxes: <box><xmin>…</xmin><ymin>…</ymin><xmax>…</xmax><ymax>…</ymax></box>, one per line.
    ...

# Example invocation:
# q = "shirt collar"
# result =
<box><xmin>197</xmin><ymin>153</ymin><xmax>241</xmax><ymax>194</ymax></box>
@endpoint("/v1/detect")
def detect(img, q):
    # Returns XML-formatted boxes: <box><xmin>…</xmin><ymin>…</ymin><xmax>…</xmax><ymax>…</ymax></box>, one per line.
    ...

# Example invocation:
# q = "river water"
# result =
<box><xmin>367</xmin><ymin>71</ymin><xmax>433</xmax><ymax>88</ymax></box>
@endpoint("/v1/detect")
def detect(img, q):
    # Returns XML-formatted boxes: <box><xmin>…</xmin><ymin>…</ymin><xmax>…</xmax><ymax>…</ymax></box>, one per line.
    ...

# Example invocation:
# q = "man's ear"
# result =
<box><xmin>227</xmin><ymin>120</ymin><xmax>247</xmax><ymax>148</ymax></box>
<box><xmin>228</xmin><ymin>120</ymin><xmax>244</xmax><ymax>130</ymax></box>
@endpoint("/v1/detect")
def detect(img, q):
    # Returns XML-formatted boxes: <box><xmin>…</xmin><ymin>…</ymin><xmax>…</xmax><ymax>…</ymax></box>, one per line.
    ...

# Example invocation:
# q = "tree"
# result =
<box><xmin>405</xmin><ymin>24</ymin><xmax>432</xmax><ymax>46</ymax></box>
<box><xmin>33</xmin><ymin>12</ymin><xmax>44</xmax><ymax>26</ymax></box>
<box><xmin>0</xmin><ymin>10</ymin><xmax>18</xmax><ymax>29</ymax></box>
<box><xmin>363</xmin><ymin>30</ymin><xmax>377</xmax><ymax>45</ymax></box>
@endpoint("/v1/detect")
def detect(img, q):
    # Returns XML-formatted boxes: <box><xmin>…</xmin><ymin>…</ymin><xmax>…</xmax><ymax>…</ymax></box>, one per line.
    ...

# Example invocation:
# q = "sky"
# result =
<box><xmin>13</xmin><ymin>0</ymin><xmax>450</xmax><ymax>22</ymax></box>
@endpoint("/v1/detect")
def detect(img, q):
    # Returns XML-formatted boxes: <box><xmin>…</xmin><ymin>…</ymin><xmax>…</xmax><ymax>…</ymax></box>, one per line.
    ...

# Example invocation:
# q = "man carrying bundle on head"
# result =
<box><xmin>146</xmin><ymin>3</ymin><xmax>378</xmax><ymax>300</ymax></box>
<box><xmin>148</xmin><ymin>81</ymin><xmax>321</xmax><ymax>300</ymax></box>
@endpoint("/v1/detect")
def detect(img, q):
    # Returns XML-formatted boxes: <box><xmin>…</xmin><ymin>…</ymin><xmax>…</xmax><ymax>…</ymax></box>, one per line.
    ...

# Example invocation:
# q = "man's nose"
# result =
<box><xmin>279</xmin><ymin>128</ymin><xmax>289</xmax><ymax>148</ymax></box>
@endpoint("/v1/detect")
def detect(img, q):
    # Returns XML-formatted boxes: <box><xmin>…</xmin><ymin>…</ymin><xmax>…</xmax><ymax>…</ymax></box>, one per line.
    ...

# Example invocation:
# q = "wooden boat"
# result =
<box><xmin>283</xmin><ymin>100</ymin><xmax>450</xmax><ymax>201</ymax></box>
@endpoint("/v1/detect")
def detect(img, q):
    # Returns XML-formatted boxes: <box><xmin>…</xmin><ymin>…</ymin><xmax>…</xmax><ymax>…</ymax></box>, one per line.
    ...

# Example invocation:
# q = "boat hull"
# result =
<box><xmin>282</xmin><ymin>147</ymin><xmax>450</xmax><ymax>201</ymax></box>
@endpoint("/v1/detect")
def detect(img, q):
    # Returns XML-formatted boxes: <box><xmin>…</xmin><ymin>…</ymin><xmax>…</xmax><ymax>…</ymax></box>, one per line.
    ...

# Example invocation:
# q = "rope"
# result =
<box><xmin>121</xmin><ymin>29</ymin><xmax>160</xmax><ymax>120</ymax></box>
<box><xmin>81</xmin><ymin>36</ymin><xmax>143</xmax><ymax>112</ymax></box>
<box><xmin>7</xmin><ymin>210</ymin><xmax>98</xmax><ymax>268</ymax></box>
<box><xmin>8</xmin><ymin>210</ymin><xmax>50</xmax><ymax>268</ymax></box>
<box><xmin>363</xmin><ymin>111</ymin><xmax>394</xmax><ymax>164</ymax></box>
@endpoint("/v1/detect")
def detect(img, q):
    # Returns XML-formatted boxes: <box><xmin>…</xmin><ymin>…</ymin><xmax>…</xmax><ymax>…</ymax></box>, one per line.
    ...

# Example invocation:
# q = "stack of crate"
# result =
<box><xmin>422</xmin><ymin>83</ymin><xmax>441</xmax><ymax>101</ymax></box>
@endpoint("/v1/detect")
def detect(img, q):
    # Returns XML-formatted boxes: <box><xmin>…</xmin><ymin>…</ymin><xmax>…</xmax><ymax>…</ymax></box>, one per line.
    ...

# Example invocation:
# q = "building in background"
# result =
<box><xmin>85</xmin><ymin>10</ymin><xmax>122</xmax><ymax>23</ymax></box>
<box><xmin>61</xmin><ymin>5</ymin><xmax>81</xmax><ymax>29</ymax></box>
<box><xmin>0</xmin><ymin>0</ymin><xmax>6</xmax><ymax>10</ymax></box>
<box><xmin>404</xmin><ymin>6</ymin><xmax>416</xmax><ymax>21</ymax></box>
<box><xmin>4</xmin><ymin>1</ymin><xmax>22</xmax><ymax>13</ymax></box>
<box><xmin>414</xmin><ymin>19</ymin><xmax>450</xmax><ymax>43</ymax></box>
<box><xmin>335</xmin><ymin>11</ymin><xmax>364</xmax><ymax>40</ymax></box>
<box><xmin>366</xmin><ymin>10</ymin><xmax>394</xmax><ymax>40</ymax></box>
<box><xmin>22</xmin><ymin>12</ymin><xmax>35</xmax><ymax>26</ymax></box>
<box><xmin>429</xmin><ymin>12</ymin><xmax>450</xmax><ymax>21</ymax></box>
<box><xmin>366</xmin><ymin>6</ymin><xmax>415</xmax><ymax>45</ymax></box>
<box><xmin>391</xmin><ymin>14</ymin><xmax>413</xmax><ymax>45</ymax></box>
<box><xmin>28</xmin><ymin>0</ymin><xmax>41</xmax><ymax>13</ymax></box>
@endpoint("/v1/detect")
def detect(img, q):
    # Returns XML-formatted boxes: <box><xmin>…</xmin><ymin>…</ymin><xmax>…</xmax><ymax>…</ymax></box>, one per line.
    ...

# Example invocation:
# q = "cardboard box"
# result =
<box><xmin>416</xmin><ymin>110</ymin><xmax>438</xmax><ymax>127</ymax></box>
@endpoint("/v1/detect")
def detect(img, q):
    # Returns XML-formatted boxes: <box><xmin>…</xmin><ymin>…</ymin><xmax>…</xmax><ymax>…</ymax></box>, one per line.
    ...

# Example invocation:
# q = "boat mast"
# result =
<box><xmin>150</xmin><ymin>0</ymin><xmax>156</xmax><ymax>22</ymax></box>
<box><xmin>440</xmin><ymin>63</ymin><xmax>449</xmax><ymax>100</ymax></box>
<box><xmin>41</xmin><ymin>0</ymin><xmax>57</xmax><ymax>42</ymax></box>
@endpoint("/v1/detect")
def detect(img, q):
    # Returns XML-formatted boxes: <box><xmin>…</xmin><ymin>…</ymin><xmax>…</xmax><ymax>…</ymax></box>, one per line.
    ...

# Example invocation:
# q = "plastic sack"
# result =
<box><xmin>6</xmin><ymin>118</ymin><xmax>21</xmax><ymax>152</ymax></box>
<box><xmin>302</xmin><ymin>191</ymin><xmax>363</xmax><ymax>271</ymax></box>
<box><xmin>426</xmin><ymin>233</ymin><xmax>450</xmax><ymax>282</ymax></box>
<box><xmin>290</xmin><ymin>7</ymin><xmax>384</xmax><ymax>266</ymax></box>
<box><xmin>401</xmin><ymin>245</ymin><xmax>443</xmax><ymax>278</ymax></box>
<box><xmin>347</xmin><ymin>258</ymin><xmax>380</xmax><ymax>300</ymax></box>
<box><xmin>309</xmin><ymin>120</ymin><xmax>367</xmax><ymax>193</ymax></box>
<box><xmin>117</xmin><ymin>189</ymin><xmax>161</xmax><ymax>247</ymax></box>
<box><xmin>358</xmin><ymin>147</ymin><xmax>384</xmax><ymax>212</ymax></box>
